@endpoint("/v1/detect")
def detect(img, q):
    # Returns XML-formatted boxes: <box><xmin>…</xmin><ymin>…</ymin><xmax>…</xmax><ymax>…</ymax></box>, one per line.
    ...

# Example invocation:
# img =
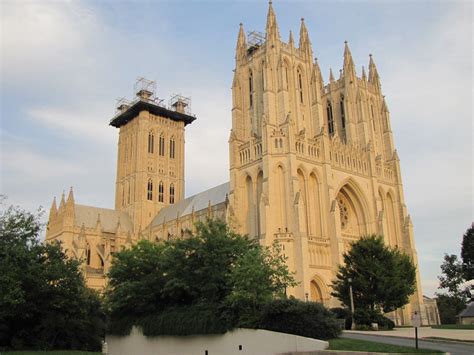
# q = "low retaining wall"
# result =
<box><xmin>106</xmin><ymin>327</ymin><xmax>328</xmax><ymax>355</ymax></box>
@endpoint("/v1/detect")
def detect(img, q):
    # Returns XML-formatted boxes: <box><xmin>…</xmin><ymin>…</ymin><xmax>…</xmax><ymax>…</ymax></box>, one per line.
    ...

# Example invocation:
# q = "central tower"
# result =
<box><xmin>111</xmin><ymin>78</ymin><xmax>196</xmax><ymax>233</ymax></box>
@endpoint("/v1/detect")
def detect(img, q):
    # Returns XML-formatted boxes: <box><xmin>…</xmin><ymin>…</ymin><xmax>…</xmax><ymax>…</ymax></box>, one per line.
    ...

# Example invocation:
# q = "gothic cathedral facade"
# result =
<box><xmin>46</xmin><ymin>3</ymin><xmax>433</xmax><ymax>325</ymax></box>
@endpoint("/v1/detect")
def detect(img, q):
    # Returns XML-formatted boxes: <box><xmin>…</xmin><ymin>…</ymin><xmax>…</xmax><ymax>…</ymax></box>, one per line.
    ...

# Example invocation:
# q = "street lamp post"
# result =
<box><xmin>348</xmin><ymin>277</ymin><xmax>355</xmax><ymax>330</ymax></box>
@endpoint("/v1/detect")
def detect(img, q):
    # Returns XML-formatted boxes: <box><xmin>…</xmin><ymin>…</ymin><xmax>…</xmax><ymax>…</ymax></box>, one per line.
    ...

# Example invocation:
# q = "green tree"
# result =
<box><xmin>105</xmin><ymin>219</ymin><xmax>296</xmax><ymax>335</ymax></box>
<box><xmin>438</xmin><ymin>254</ymin><xmax>465</xmax><ymax>297</ymax></box>
<box><xmin>331</xmin><ymin>235</ymin><xmax>416</xmax><ymax>314</ymax></box>
<box><xmin>461</xmin><ymin>225</ymin><xmax>474</xmax><ymax>281</ymax></box>
<box><xmin>435</xmin><ymin>293</ymin><xmax>467</xmax><ymax>324</ymax></box>
<box><xmin>0</xmin><ymin>203</ymin><xmax>104</xmax><ymax>351</ymax></box>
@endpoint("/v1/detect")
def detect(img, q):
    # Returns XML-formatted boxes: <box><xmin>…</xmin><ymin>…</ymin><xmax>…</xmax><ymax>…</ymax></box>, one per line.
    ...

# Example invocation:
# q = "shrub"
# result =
<box><xmin>353</xmin><ymin>308</ymin><xmax>394</xmax><ymax>330</ymax></box>
<box><xmin>251</xmin><ymin>299</ymin><xmax>341</xmax><ymax>340</ymax></box>
<box><xmin>139</xmin><ymin>304</ymin><xmax>232</xmax><ymax>336</ymax></box>
<box><xmin>330</xmin><ymin>307</ymin><xmax>352</xmax><ymax>330</ymax></box>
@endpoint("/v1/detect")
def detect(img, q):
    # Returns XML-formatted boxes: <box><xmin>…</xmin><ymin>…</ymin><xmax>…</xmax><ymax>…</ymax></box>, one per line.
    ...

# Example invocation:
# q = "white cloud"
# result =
<box><xmin>27</xmin><ymin>106</ymin><xmax>115</xmax><ymax>144</ymax></box>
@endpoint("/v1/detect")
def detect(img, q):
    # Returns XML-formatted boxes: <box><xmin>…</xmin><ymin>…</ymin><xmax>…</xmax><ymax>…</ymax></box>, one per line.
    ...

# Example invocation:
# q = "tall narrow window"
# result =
<box><xmin>86</xmin><ymin>245</ymin><xmax>91</xmax><ymax>266</ymax></box>
<box><xmin>169</xmin><ymin>184</ymin><xmax>175</xmax><ymax>204</ymax></box>
<box><xmin>158</xmin><ymin>181</ymin><xmax>164</xmax><ymax>202</ymax></box>
<box><xmin>249</xmin><ymin>71</ymin><xmax>253</xmax><ymax>108</ymax></box>
<box><xmin>170</xmin><ymin>137</ymin><xmax>175</xmax><ymax>159</ymax></box>
<box><xmin>298</xmin><ymin>71</ymin><xmax>304</xmax><ymax>103</ymax></box>
<box><xmin>371</xmin><ymin>105</ymin><xmax>376</xmax><ymax>131</ymax></box>
<box><xmin>148</xmin><ymin>131</ymin><xmax>154</xmax><ymax>153</ymax></box>
<box><xmin>147</xmin><ymin>179</ymin><xmax>153</xmax><ymax>201</ymax></box>
<box><xmin>327</xmin><ymin>102</ymin><xmax>334</xmax><ymax>135</ymax></box>
<box><xmin>285</xmin><ymin>66</ymin><xmax>289</xmax><ymax>90</ymax></box>
<box><xmin>159</xmin><ymin>134</ymin><xmax>165</xmax><ymax>156</ymax></box>
<box><xmin>340</xmin><ymin>97</ymin><xmax>346</xmax><ymax>129</ymax></box>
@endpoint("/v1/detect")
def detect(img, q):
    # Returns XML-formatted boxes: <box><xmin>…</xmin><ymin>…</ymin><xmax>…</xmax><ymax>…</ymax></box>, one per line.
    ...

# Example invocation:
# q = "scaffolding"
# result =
<box><xmin>134</xmin><ymin>77</ymin><xmax>156</xmax><ymax>101</ymax></box>
<box><xmin>115</xmin><ymin>97</ymin><xmax>132</xmax><ymax>114</ymax></box>
<box><xmin>248</xmin><ymin>30</ymin><xmax>264</xmax><ymax>46</ymax></box>
<box><xmin>169</xmin><ymin>94</ymin><xmax>192</xmax><ymax>115</ymax></box>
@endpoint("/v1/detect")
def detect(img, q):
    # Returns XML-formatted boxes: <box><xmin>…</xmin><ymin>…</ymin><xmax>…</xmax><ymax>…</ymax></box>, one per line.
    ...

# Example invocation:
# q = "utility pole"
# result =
<box><xmin>348</xmin><ymin>278</ymin><xmax>355</xmax><ymax>330</ymax></box>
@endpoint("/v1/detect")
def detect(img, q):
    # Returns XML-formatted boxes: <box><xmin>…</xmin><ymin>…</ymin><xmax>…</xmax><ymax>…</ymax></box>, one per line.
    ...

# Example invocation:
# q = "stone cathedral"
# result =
<box><xmin>46</xmin><ymin>3</ymin><xmax>440</xmax><ymax>325</ymax></box>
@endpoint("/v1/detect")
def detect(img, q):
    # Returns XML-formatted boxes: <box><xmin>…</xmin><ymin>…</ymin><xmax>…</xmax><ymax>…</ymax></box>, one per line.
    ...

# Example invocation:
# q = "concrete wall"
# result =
<box><xmin>106</xmin><ymin>327</ymin><xmax>328</xmax><ymax>355</ymax></box>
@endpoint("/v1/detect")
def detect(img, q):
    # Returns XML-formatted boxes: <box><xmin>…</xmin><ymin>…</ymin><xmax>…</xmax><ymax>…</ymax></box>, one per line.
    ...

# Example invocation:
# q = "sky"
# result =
<box><xmin>1</xmin><ymin>0</ymin><xmax>472</xmax><ymax>297</ymax></box>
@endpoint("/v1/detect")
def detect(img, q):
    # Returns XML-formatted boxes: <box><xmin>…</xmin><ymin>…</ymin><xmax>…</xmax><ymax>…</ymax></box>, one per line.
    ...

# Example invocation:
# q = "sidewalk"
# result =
<box><xmin>345</xmin><ymin>327</ymin><xmax>474</xmax><ymax>342</ymax></box>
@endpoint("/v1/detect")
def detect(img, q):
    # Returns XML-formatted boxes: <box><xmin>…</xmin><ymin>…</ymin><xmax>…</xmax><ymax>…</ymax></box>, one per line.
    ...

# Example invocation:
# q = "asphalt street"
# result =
<box><xmin>341</xmin><ymin>332</ymin><xmax>474</xmax><ymax>355</ymax></box>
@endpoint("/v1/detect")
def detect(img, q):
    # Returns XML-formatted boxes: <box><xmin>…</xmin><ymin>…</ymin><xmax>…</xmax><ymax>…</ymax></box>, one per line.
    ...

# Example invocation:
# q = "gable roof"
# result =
<box><xmin>150</xmin><ymin>182</ymin><xmax>229</xmax><ymax>227</ymax></box>
<box><xmin>458</xmin><ymin>301</ymin><xmax>474</xmax><ymax>318</ymax></box>
<box><xmin>74</xmin><ymin>204</ymin><xmax>133</xmax><ymax>233</ymax></box>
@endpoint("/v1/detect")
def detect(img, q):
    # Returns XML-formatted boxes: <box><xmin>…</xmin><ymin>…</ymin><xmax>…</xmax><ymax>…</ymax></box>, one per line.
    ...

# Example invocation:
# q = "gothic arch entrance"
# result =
<box><xmin>309</xmin><ymin>276</ymin><xmax>328</xmax><ymax>305</ymax></box>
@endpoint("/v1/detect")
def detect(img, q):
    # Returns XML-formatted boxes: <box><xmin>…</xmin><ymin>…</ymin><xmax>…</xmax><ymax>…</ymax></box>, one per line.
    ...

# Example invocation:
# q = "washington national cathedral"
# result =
<box><xmin>46</xmin><ymin>3</ymin><xmax>440</xmax><ymax>326</ymax></box>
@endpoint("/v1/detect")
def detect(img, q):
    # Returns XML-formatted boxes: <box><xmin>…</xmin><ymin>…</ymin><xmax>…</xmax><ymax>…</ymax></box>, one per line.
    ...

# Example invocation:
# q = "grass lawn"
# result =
<box><xmin>328</xmin><ymin>338</ymin><xmax>443</xmax><ymax>353</ymax></box>
<box><xmin>431</xmin><ymin>324</ymin><xmax>474</xmax><ymax>330</ymax></box>
<box><xmin>3</xmin><ymin>351</ymin><xmax>100</xmax><ymax>355</ymax></box>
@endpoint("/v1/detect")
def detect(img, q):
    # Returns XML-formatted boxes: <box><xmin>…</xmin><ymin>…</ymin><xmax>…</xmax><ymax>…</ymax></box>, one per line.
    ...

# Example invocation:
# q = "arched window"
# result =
<box><xmin>169</xmin><ymin>183</ymin><xmax>175</xmax><ymax>204</ymax></box>
<box><xmin>249</xmin><ymin>71</ymin><xmax>253</xmax><ymax>108</ymax></box>
<box><xmin>285</xmin><ymin>65</ymin><xmax>289</xmax><ymax>90</ymax></box>
<box><xmin>340</xmin><ymin>96</ymin><xmax>346</xmax><ymax>129</ymax></box>
<box><xmin>326</xmin><ymin>102</ymin><xmax>334</xmax><ymax>135</ymax></box>
<box><xmin>158</xmin><ymin>181</ymin><xmax>164</xmax><ymax>202</ymax></box>
<box><xmin>147</xmin><ymin>179</ymin><xmax>153</xmax><ymax>201</ymax></box>
<box><xmin>298</xmin><ymin>71</ymin><xmax>304</xmax><ymax>103</ymax></box>
<box><xmin>169</xmin><ymin>137</ymin><xmax>175</xmax><ymax>159</ymax></box>
<box><xmin>159</xmin><ymin>134</ymin><xmax>165</xmax><ymax>156</ymax></box>
<box><xmin>371</xmin><ymin>105</ymin><xmax>376</xmax><ymax>131</ymax></box>
<box><xmin>148</xmin><ymin>131</ymin><xmax>154</xmax><ymax>153</ymax></box>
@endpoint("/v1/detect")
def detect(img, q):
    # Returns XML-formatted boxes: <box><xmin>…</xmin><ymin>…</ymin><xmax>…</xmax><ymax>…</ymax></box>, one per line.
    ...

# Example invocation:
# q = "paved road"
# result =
<box><xmin>341</xmin><ymin>332</ymin><xmax>474</xmax><ymax>355</ymax></box>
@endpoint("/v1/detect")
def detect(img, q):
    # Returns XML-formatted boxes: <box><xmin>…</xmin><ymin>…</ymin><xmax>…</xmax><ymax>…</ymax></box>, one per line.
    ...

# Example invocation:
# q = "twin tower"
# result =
<box><xmin>46</xmin><ymin>2</ymin><xmax>430</xmax><ymax>325</ymax></box>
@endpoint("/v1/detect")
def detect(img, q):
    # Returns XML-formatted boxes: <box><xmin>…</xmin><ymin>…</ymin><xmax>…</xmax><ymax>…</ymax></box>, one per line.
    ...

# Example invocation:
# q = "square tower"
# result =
<box><xmin>110</xmin><ymin>78</ymin><xmax>196</xmax><ymax>233</ymax></box>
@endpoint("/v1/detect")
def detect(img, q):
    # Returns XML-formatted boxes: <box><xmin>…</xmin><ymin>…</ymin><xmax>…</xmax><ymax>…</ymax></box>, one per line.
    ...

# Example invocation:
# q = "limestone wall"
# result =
<box><xmin>106</xmin><ymin>327</ymin><xmax>328</xmax><ymax>355</ymax></box>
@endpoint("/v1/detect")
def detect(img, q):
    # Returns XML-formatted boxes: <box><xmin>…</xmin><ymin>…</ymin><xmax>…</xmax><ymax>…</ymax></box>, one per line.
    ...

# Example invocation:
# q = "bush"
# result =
<box><xmin>354</xmin><ymin>309</ymin><xmax>394</xmax><ymax>330</ymax></box>
<box><xmin>330</xmin><ymin>307</ymin><xmax>352</xmax><ymax>330</ymax></box>
<box><xmin>251</xmin><ymin>299</ymin><xmax>341</xmax><ymax>340</ymax></box>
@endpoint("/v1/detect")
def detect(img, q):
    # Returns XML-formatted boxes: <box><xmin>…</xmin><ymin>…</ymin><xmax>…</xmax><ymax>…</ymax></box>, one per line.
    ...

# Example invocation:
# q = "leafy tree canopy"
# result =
<box><xmin>105</xmin><ymin>219</ymin><xmax>297</xmax><ymax>334</ymax></box>
<box><xmin>438</xmin><ymin>254</ymin><xmax>466</xmax><ymax>298</ymax></box>
<box><xmin>461</xmin><ymin>225</ymin><xmax>474</xmax><ymax>281</ymax></box>
<box><xmin>0</xmin><ymin>202</ymin><xmax>104</xmax><ymax>351</ymax></box>
<box><xmin>331</xmin><ymin>235</ymin><xmax>416</xmax><ymax>314</ymax></box>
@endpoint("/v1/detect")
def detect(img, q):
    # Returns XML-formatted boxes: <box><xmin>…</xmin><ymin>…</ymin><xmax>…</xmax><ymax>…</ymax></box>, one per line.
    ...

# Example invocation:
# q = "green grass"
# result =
<box><xmin>431</xmin><ymin>324</ymin><xmax>474</xmax><ymax>330</ymax></box>
<box><xmin>3</xmin><ymin>351</ymin><xmax>100</xmax><ymax>355</ymax></box>
<box><xmin>328</xmin><ymin>338</ymin><xmax>443</xmax><ymax>353</ymax></box>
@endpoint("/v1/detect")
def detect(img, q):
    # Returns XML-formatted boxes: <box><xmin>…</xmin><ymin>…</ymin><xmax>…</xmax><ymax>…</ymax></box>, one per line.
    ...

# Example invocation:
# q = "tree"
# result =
<box><xmin>438</xmin><ymin>254</ymin><xmax>465</xmax><ymax>298</ymax></box>
<box><xmin>0</xmin><ymin>202</ymin><xmax>104</xmax><ymax>351</ymax></box>
<box><xmin>461</xmin><ymin>225</ymin><xmax>474</xmax><ymax>281</ymax></box>
<box><xmin>435</xmin><ymin>293</ymin><xmax>466</xmax><ymax>324</ymax></box>
<box><xmin>331</xmin><ymin>235</ymin><xmax>416</xmax><ymax>314</ymax></box>
<box><xmin>435</xmin><ymin>253</ymin><xmax>470</xmax><ymax>324</ymax></box>
<box><xmin>105</xmin><ymin>219</ymin><xmax>296</xmax><ymax>335</ymax></box>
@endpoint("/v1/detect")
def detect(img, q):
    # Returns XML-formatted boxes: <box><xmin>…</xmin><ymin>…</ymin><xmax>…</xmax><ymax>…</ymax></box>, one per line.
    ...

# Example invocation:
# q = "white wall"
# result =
<box><xmin>106</xmin><ymin>327</ymin><xmax>328</xmax><ymax>355</ymax></box>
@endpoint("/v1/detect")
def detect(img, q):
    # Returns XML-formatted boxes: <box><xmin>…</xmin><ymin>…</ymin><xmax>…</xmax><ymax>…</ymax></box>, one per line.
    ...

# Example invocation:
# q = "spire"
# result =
<box><xmin>66</xmin><ymin>186</ymin><xmax>75</xmax><ymax>205</ymax></box>
<box><xmin>339</xmin><ymin>69</ymin><xmax>343</xmax><ymax>80</ymax></box>
<box><xmin>236</xmin><ymin>23</ymin><xmax>247</xmax><ymax>63</ymax></box>
<box><xmin>288</xmin><ymin>30</ymin><xmax>294</xmax><ymax>48</ymax></box>
<box><xmin>368</xmin><ymin>54</ymin><xmax>381</xmax><ymax>90</ymax></box>
<box><xmin>265</xmin><ymin>0</ymin><xmax>280</xmax><ymax>43</ymax></box>
<box><xmin>343</xmin><ymin>41</ymin><xmax>356</xmax><ymax>79</ymax></box>
<box><xmin>237</xmin><ymin>23</ymin><xmax>246</xmax><ymax>49</ymax></box>
<box><xmin>299</xmin><ymin>17</ymin><xmax>312</xmax><ymax>57</ymax></box>
<box><xmin>361</xmin><ymin>65</ymin><xmax>367</xmax><ymax>81</ymax></box>
<box><xmin>50</xmin><ymin>197</ymin><xmax>57</xmax><ymax>215</ymax></box>
<box><xmin>314</xmin><ymin>57</ymin><xmax>324</xmax><ymax>87</ymax></box>
<box><xmin>59</xmin><ymin>191</ymin><xmax>66</xmax><ymax>210</ymax></box>
<box><xmin>329</xmin><ymin>68</ymin><xmax>335</xmax><ymax>83</ymax></box>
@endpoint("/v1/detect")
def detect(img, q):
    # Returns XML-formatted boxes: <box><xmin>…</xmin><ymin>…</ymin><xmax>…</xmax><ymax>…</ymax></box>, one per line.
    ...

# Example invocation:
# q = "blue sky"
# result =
<box><xmin>1</xmin><ymin>0</ymin><xmax>472</xmax><ymax>296</ymax></box>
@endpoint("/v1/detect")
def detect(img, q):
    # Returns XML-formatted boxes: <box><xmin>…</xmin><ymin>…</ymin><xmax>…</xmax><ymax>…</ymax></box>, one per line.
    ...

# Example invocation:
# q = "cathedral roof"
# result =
<box><xmin>150</xmin><ymin>182</ymin><xmax>230</xmax><ymax>227</ymax></box>
<box><xmin>75</xmin><ymin>204</ymin><xmax>133</xmax><ymax>233</ymax></box>
<box><xmin>110</xmin><ymin>99</ymin><xmax>196</xmax><ymax>128</ymax></box>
